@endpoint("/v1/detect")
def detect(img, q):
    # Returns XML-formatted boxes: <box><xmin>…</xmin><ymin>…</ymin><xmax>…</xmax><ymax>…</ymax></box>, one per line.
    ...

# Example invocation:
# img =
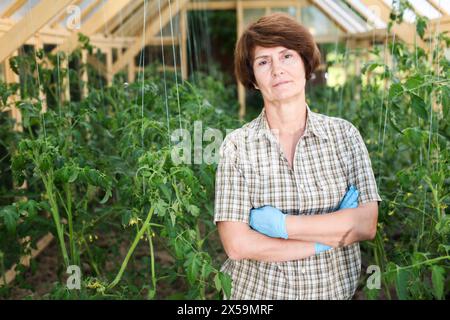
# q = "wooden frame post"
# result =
<box><xmin>180</xmin><ymin>8</ymin><xmax>188</xmax><ymax>81</ymax></box>
<box><xmin>4</xmin><ymin>52</ymin><xmax>21</xmax><ymax>132</ymax></box>
<box><xmin>106</xmin><ymin>48</ymin><xmax>113</xmax><ymax>86</ymax></box>
<box><xmin>81</xmin><ymin>49</ymin><xmax>88</xmax><ymax>98</ymax></box>
<box><xmin>237</xmin><ymin>0</ymin><xmax>245</xmax><ymax>120</ymax></box>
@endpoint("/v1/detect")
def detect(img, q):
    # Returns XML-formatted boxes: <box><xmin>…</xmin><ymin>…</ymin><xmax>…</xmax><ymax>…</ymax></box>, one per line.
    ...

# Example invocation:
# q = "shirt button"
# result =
<box><xmin>301</xmin><ymin>268</ymin><xmax>306</xmax><ymax>274</ymax></box>
<box><xmin>299</xmin><ymin>183</ymin><xmax>304</xmax><ymax>189</ymax></box>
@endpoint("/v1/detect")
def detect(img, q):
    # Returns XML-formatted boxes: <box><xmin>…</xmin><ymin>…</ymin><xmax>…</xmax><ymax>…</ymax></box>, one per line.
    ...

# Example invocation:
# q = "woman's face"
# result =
<box><xmin>252</xmin><ymin>45</ymin><xmax>306</xmax><ymax>103</ymax></box>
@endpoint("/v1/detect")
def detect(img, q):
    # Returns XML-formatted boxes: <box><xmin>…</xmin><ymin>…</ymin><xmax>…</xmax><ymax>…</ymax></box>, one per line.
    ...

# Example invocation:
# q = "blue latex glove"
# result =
<box><xmin>315</xmin><ymin>243</ymin><xmax>332</xmax><ymax>253</ymax></box>
<box><xmin>338</xmin><ymin>184</ymin><xmax>359</xmax><ymax>209</ymax></box>
<box><xmin>249</xmin><ymin>205</ymin><xmax>288</xmax><ymax>239</ymax></box>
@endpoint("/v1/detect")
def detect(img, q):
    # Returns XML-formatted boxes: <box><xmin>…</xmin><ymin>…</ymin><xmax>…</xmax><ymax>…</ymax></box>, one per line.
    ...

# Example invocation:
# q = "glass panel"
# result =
<box><xmin>270</xmin><ymin>6</ymin><xmax>297</xmax><ymax>18</ymax></box>
<box><xmin>243</xmin><ymin>8</ymin><xmax>265</xmax><ymax>27</ymax></box>
<box><xmin>407</xmin><ymin>0</ymin><xmax>441</xmax><ymax>19</ymax></box>
<box><xmin>161</xmin><ymin>12</ymin><xmax>180</xmax><ymax>37</ymax></box>
<box><xmin>333</xmin><ymin>0</ymin><xmax>370</xmax><ymax>32</ymax></box>
<box><xmin>301</xmin><ymin>5</ymin><xmax>340</xmax><ymax>37</ymax></box>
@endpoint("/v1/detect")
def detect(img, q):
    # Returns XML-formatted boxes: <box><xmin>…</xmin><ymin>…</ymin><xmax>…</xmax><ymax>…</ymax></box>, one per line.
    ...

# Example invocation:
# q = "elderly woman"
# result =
<box><xmin>213</xmin><ymin>13</ymin><xmax>382</xmax><ymax>300</ymax></box>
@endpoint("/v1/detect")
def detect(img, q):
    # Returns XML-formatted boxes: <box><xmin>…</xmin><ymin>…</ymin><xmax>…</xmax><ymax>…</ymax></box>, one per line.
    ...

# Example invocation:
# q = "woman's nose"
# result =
<box><xmin>271</xmin><ymin>64</ymin><xmax>284</xmax><ymax>77</ymax></box>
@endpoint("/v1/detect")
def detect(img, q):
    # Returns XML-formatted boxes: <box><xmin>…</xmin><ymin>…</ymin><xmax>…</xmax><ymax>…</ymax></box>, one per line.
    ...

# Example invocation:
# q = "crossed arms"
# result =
<box><xmin>217</xmin><ymin>202</ymin><xmax>378</xmax><ymax>262</ymax></box>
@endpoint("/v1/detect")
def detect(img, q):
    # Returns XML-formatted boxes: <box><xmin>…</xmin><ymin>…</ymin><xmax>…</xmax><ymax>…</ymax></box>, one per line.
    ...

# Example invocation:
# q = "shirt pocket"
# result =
<box><xmin>313</xmin><ymin>170</ymin><xmax>348</xmax><ymax>211</ymax></box>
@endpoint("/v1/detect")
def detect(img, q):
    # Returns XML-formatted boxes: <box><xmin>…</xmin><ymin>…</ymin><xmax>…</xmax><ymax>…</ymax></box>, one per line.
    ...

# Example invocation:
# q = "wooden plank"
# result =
<box><xmin>0</xmin><ymin>0</ymin><xmax>75</xmax><ymax>63</ymax></box>
<box><xmin>50</xmin><ymin>0</ymin><xmax>83</xmax><ymax>28</ymax></box>
<box><xmin>1</xmin><ymin>0</ymin><xmax>27</xmax><ymax>18</ymax></box>
<box><xmin>116</xmin><ymin>0</ymin><xmax>166</xmax><ymax>37</ymax></box>
<box><xmin>0</xmin><ymin>233</ymin><xmax>54</xmax><ymax>286</ymax></box>
<box><xmin>128</xmin><ymin>57</ymin><xmax>135</xmax><ymax>83</ymax></box>
<box><xmin>81</xmin><ymin>50</ymin><xmax>88</xmax><ymax>98</ymax></box>
<box><xmin>52</xmin><ymin>0</ymin><xmax>132</xmax><ymax>54</ymax></box>
<box><xmin>112</xmin><ymin>2</ymin><xmax>146</xmax><ymax>36</ymax></box>
<box><xmin>242</xmin><ymin>0</ymin><xmax>298</xmax><ymax>9</ymax></box>
<box><xmin>180</xmin><ymin>8</ymin><xmax>188</xmax><ymax>80</ymax></box>
<box><xmin>237</xmin><ymin>0</ymin><xmax>245</xmax><ymax>121</ymax></box>
<box><xmin>104</xmin><ymin>0</ymin><xmax>143</xmax><ymax>34</ymax></box>
<box><xmin>3</xmin><ymin>51</ymin><xmax>22</xmax><ymax>132</ymax></box>
<box><xmin>111</xmin><ymin>0</ymin><xmax>189</xmax><ymax>76</ymax></box>
<box><xmin>188</xmin><ymin>1</ymin><xmax>237</xmax><ymax>10</ymax></box>
<box><xmin>427</xmin><ymin>15</ymin><xmax>450</xmax><ymax>37</ymax></box>
<box><xmin>79</xmin><ymin>0</ymin><xmax>103</xmax><ymax>22</ymax></box>
<box><xmin>428</xmin><ymin>0</ymin><xmax>449</xmax><ymax>16</ymax></box>
<box><xmin>0</xmin><ymin>18</ymin><xmax>138</xmax><ymax>48</ymax></box>
<box><xmin>106</xmin><ymin>48</ymin><xmax>113</xmax><ymax>85</ymax></box>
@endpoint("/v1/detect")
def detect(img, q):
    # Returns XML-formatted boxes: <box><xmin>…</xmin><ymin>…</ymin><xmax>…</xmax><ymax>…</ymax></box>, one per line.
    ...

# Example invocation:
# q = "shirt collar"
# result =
<box><xmin>248</xmin><ymin>104</ymin><xmax>328</xmax><ymax>142</ymax></box>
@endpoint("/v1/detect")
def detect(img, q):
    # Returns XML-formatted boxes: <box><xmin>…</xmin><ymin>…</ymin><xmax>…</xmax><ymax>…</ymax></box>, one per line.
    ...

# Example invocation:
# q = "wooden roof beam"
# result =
<box><xmin>0</xmin><ymin>0</ymin><xmax>75</xmax><ymax>63</ymax></box>
<box><xmin>111</xmin><ymin>0</ymin><xmax>189</xmax><ymax>75</ymax></box>
<box><xmin>50</xmin><ymin>0</ymin><xmax>83</xmax><ymax>28</ymax></box>
<box><xmin>428</xmin><ymin>0</ymin><xmax>450</xmax><ymax>16</ymax></box>
<box><xmin>52</xmin><ymin>0</ymin><xmax>132</xmax><ymax>54</ymax></box>
<box><xmin>1</xmin><ymin>0</ymin><xmax>27</xmax><ymax>18</ymax></box>
<box><xmin>104</xmin><ymin>0</ymin><xmax>144</xmax><ymax>35</ymax></box>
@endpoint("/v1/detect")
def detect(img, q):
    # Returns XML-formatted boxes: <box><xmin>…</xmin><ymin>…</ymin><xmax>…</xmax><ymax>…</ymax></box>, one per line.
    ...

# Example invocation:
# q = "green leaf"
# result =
<box><xmin>431</xmin><ymin>265</ymin><xmax>445</xmax><ymax>300</ymax></box>
<box><xmin>402</xmin><ymin>127</ymin><xmax>428</xmax><ymax>147</ymax></box>
<box><xmin>416</xmin><ymin>16</ymin><xmax>427</xmax><ymax>39</ymax></box>
<box><xmin>0</xmin><ymin>205</ymin><xmax>19</xmax><ymax>234</ymax></box>
<box><xmin>214</xmin><ymin>273</ymin><xmax>222</xmax><ymax>291</ymax></box>
<box><xmin>388</xmin><ymin>110</ymin><xmax>403</xmax><ymax>134</ymax></box>
<box><xmin>410</xmin><ymin>93</ymin><xmax>428</xmax><ymax>120</ymax></box>
<box><xmin>159</xmin><ymin>183</ymin><xmax>172</xmax><ymax>201</ymax></box>
<box><xmin>169</xmin><ymin>210</ymin><xmax>176</xmax><ymax>227</ymax></box>
<box><xmin>121</xmin><ymin>210</ymin><xmax>132</xmax><ymax>227</ymax></box>
<box><xmin>362</xmin><ymin>61</ymin><xmax>381</xmax><ymax>74</ymax></box>
<box><xmin>395</xmin><ymin>267</ymin><xmax>409</xmax><ymax>300</ymax></box>
<box><xmin>155</xmin><ymin>199</ymin><xmax>167</xmax><ymax>217</ymax></box>
<box><xmin>185</xmin><ymin>252</ymin><xmax>201</xmax><ymax>285</ymax></box>
<box><xmin>404</xmin><ymin>75</ymin><xmax>424</xmax><ymax>91</ymax></box>
<box><xmin>188</xmin><ymin>204</ymin><xmax>200</xmax><ymax>217</ymax></box>
<box><xmin>68</xmin><ymin>167</ymin><xmax>79</xmax><ymax>183</ymax></box>
<box><xmin>219</xmin><ymin>272</ymin><xmax>232</xmax><ymax>299</ymax></box>
<box><xmin>388</xmin><ymin>83</ymin><xmax>403</xmax><ymax>100</ymax></box>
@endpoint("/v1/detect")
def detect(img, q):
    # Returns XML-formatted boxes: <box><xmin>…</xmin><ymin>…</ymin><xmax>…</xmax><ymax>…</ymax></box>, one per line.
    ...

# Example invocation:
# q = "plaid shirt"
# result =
<box><xmin>214</xmin><ymin>104</ymin><xmax>382</xmax><ymax>299</ymax></box>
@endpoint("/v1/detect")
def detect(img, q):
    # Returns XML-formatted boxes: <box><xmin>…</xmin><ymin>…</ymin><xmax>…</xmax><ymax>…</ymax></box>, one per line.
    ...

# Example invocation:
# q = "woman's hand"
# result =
<box><xmin>338</xmin><ymin>185</ymin><xmax>359</xmax><ymax>209</ymax></box>
<box><xmin>249</xmin><ymin>205</ymin><xmax>288</xmax><ymax>239</ymax></box>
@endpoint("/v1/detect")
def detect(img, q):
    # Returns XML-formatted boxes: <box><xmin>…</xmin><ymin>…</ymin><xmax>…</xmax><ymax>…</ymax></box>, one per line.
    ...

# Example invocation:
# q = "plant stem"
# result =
<box><xmin>62</xmin><ymin>183</ymin><xmax>77</xmax><ymax>266</ymax></box>
<box><xmin>42</xmin><ymin>175</ymin><xmax>69</xmax><ymax>267</ymax></box>
<box><xmin>107</xmin><ymin>206</ymin><xmax>155</xmax><ymax>290</ymax></box>
<box><xmin>146</xmin><ymin>227</ymin><xmax>157</xmax><ymax>299</ymax></box>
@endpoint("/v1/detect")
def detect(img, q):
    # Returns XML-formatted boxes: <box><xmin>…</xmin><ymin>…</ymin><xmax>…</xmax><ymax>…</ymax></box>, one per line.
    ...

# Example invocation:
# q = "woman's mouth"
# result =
<box><xmin>273</xmin><ymin>81</ymin><xmax>291</xmax><ymax>87</ymax></box>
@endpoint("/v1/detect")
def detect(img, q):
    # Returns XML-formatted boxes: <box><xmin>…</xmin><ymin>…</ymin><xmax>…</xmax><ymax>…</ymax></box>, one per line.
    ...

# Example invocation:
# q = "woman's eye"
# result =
<box><xmin>284</xmin><ymin>54</ymin><xmax>292</xmax><ymax>59</ymax></box>
<box><xmin>258</xmin><ymin>61</ymin><xmax>267</xmax><ymax>66</ymax></box>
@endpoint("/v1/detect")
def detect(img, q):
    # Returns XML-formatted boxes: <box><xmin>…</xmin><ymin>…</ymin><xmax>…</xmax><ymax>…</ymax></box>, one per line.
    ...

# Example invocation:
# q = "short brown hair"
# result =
<box><xmin>234</xmin><ymin>13</ymin><xmax>321</xmax><ymax>90</ymax></box>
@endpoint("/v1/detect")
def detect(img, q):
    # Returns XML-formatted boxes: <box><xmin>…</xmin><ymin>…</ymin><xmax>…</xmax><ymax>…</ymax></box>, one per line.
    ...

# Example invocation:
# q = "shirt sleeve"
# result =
<box><xmin>346</xmin><ymin>124</ymin><xmax>382</xmax><ymax>205</ymax></box>
<box><xmin>213</xmin><ymin>134</ymin><xmax>253</xmax><ymax>225</ymax></box>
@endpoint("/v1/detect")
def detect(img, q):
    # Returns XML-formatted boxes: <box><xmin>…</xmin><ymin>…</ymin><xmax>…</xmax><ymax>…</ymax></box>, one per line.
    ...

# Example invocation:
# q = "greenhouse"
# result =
<box><xmin>0</xmin><ymin>0</ymin><xmax>448</xmax><ymax>301</ymax></box>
